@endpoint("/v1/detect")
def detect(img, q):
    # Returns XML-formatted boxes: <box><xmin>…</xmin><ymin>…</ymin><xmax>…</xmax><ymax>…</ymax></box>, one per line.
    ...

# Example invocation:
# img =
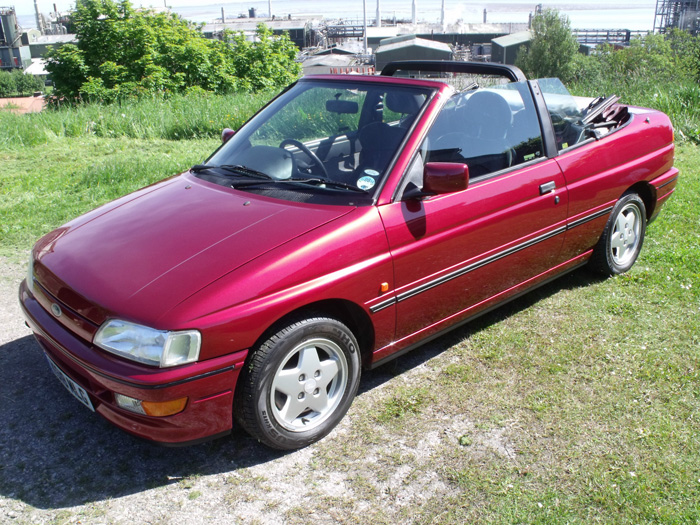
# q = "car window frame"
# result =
<box><xmin>204</xmin><ymin>78</ymin><xmax>437</xmax><ymax>206</ymax></box>
<box><xmin>392</xmin><ymin>79</ymin><xmax>554</xmax><ymax>201</ymax></box>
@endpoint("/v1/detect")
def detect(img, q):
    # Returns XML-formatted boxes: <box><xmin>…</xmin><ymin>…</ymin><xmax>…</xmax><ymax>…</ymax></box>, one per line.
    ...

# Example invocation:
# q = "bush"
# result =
<box><xmin>569</xmin><ymin>31</ymin><xmax>700</xmax><ymax>144</ymax></box>
<box><xmin>0</xmin><ymin>72</ymin><xmax>13</xmax><ymax>97</ymax></box>
<box><xmin>0</xmin><ymin>70</ymin><xmax>43</xmax><ymax>97</ymax></box>
<box><xmin>45</xmin><ymin>0</ymin><xmax>301</xmax><ymax>101</ymax></box>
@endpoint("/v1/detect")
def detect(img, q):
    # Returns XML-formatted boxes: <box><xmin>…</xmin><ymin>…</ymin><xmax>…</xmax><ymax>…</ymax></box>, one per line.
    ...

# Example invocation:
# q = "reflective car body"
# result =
<box><xmin>19</xmin><ymin>62</ymin><xmax>678</xmax><ymax>447</ymax></box>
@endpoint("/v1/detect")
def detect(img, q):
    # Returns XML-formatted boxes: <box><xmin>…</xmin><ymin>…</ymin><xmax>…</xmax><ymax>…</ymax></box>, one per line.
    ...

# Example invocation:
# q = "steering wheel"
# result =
<box><xmin>279</xmin><ymin>139</ymin><xmax>329</xmax><ymax>178</ymax></box>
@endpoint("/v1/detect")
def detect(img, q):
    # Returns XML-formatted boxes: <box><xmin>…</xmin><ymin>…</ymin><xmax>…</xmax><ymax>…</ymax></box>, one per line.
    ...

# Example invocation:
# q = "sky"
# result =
<box><xmin>17</xmin><ymin>0</ymin><xmax>659</xmax><ymax>31</ymax></box>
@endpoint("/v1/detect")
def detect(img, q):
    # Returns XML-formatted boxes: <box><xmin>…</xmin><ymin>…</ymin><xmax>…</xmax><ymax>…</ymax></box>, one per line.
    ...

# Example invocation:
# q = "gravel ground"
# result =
<box><xmin>0</xmin><ymin>255</ymin><xmax>471</xmax><ymax>524</ymax></box>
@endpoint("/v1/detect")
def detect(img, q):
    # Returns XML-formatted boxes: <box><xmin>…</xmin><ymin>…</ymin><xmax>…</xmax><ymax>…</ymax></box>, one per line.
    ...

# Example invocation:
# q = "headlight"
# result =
<box><xmin>94</xmin><ymin>319</ymin><xmax>201</xmax><ymax>368</ymax></box>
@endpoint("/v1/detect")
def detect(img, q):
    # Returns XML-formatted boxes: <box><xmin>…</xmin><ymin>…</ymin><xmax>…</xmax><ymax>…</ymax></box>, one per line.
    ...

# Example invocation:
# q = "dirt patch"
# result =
<box><xmin>0</xmin><ymin>96</ymin><xmax>45</xmax><ymax>114</ymax></box>
<box><xmin>0</xmin><ymin>256</ymin><xmax>466</xmax><ymax>524</ymax></box>
<box><xmin>0</xmin><ymin>256</ymin><xmax>27</xmax><ymax>345</ymax></box>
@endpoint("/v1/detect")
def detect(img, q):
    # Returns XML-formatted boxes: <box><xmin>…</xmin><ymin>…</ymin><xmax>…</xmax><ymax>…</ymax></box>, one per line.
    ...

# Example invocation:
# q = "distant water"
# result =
<box><xmin>18</xmin><ymin>1</ymin><xmax>657</xmax><ymax>31</ymax></box>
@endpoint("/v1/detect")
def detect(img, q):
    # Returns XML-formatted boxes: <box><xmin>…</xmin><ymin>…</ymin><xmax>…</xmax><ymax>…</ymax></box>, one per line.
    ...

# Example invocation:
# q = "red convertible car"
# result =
<box><xmin>20</xmin><ymin>61</ymin><xmax>678</xmax><ymax>449</ymax></box>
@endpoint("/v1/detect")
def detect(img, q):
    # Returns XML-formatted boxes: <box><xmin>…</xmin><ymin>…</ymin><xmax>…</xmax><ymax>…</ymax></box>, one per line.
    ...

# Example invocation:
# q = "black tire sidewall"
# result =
<box><xmin>244</xmin><ymin>317</ymin><xmax>361</xmax><ymax>450</ymax></box>
<box><xmin>602</xmin><ymin>193</ymin><xmax>647</xmax><ymax>274</ymax></box>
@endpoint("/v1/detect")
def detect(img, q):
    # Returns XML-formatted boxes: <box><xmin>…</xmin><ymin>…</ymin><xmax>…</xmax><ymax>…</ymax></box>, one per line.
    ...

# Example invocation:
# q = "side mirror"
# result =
<box><xmin>403</xmin><ymin>162</ymin><xmax>468</xmax><ymax>200</ymax></box>
<box><xmin>221</xmin><ymin>128</ymin><xmax>236</xmax><ymax>143</ymax></box>
<box><xmin>423</xmin><ymin>162</ymin><xmax>469</xmax><ymax>194</ymax></box>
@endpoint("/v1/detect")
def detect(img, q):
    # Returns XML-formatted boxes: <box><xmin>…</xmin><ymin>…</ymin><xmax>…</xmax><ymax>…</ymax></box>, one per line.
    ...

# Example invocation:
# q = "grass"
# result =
<box><xmin>571</xmin><ymin>77</ymin><xmax>700</xmax><ymax>143</ymax></box>
<box><xmin>0</xmin><ymin>137</ymin><xmax>217</xmax><ymax>255</ymax></box>
<box><xmin>376</xmin><ymin>386</ymin><xmax>430</xmax><ymax>422</ymax></box>
<box><xmin>308</xmin><ymin>144</ymin><xmax>699</xmax><ymax>523</ymax></box>
<box><xmin>1</xmin><ymin>91</ymin><xmax>699</xmax><ymax>522</ymax></box>
<box><xmin>0</xmin><ymin>91</ymin><xmax>271</xmax><ymax>148</ymax></box>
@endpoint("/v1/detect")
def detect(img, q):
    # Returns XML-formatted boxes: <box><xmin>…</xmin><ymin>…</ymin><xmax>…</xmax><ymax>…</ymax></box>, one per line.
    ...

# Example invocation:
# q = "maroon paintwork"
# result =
<box><xmin>19</xmin><ymin>72</ymin><xmax>678</xmax><ymax>445</ymax></box>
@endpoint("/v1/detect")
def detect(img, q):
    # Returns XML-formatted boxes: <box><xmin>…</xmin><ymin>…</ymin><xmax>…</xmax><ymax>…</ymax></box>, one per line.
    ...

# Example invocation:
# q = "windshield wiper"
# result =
<box><xmin>191</xmin><ymin>164</ymin><xmax>273</xmax><ymax>180</ymax></box>
<box><xmin>193</xmin><ymin>164</ymin><xmax>368</xmax><ymax>193</ymax></box>
<box><xmin>290</xmin><ymin>177</ymin><xmax>369</xmax><ymax>193</ymax></box>
<box><xmin>229</xmin><ymin>176</ymin><xmax>368</xmax><ymax>193</ymax></box>
<box><xmin>191</xmin><ymin>164</ymin><xmax>216</xmax><ymax>172</ymax></box>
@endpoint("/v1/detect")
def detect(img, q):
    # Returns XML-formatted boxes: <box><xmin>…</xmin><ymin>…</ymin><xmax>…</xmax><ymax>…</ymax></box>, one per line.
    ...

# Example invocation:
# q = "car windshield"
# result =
<box><xmin>200</xmin><ymin>80</ymin><xmax>433</xmax><ymax>205</ymax></box>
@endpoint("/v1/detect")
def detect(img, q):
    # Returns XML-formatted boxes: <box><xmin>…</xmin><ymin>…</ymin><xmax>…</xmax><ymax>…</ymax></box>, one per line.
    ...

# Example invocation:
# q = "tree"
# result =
<box><xmin>223</xmin><ymin>24</ymin><xmax>301</xmax><ymax>92</ymax></box>
<box><xmin>12</xmin><ymin>70</ymin><xmax>44</xmax><ymax>95</ymax></box>
<box><xmin>45</xmin><ymin>0</ymin><xmax>301</xmax><ymax>101</ymax></box>
<box><xmin>0</xmin><ymin>70</ymin><xmax>44</xmax><ymax>97</ymax></box>
<box><xmin>570</xmin><ymin>31</ymin><xmax>700</xmax><ymax>89</ymax></box>
<box><xmin>516</xmin><ymin>8</ymin><xmax>579</xmax><ymax>81</ymax></box>
<box><xmin>0</xmin><ymin>71</ymin><xmax>14</xmax><ymax>97</ymax></box>
<box><xmin>666</xmin><ymin>28</ymin><xmax>700</xmax><ymax>83</ymax></box>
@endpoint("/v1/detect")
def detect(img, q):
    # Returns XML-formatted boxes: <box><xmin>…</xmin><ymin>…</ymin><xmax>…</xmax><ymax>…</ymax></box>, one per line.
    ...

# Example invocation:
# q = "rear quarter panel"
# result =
<box><xmin>556</xmin><ymin>108</ymin><xmax>675</xmax><ymax>258</ymax></box>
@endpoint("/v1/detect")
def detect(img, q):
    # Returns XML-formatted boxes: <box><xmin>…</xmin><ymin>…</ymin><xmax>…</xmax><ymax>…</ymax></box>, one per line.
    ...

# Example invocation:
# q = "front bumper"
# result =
<box><xmin>19</xmin><ymin>280</ymin><xmax>248</xmax><ymax>445</ymax></box>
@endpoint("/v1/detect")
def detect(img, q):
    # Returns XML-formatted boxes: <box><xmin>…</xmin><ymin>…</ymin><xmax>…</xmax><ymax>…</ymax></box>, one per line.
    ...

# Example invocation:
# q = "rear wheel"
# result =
<box><xmin>234</xmin><ymin>315</ymin><xmax>361</xmax><ymax>450</ymax></box>
<box><xmin>589</xmin><ymin>193</ymin><xmax>646</xmax><ymax>275</ymax></box>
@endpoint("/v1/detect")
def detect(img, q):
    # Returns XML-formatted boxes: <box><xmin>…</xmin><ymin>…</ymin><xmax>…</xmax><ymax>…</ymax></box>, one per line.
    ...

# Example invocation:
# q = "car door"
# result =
<box><xmin>376</xmin><ymin>82</ymin><xmax>569</xmax><ymax>352</ymax></box>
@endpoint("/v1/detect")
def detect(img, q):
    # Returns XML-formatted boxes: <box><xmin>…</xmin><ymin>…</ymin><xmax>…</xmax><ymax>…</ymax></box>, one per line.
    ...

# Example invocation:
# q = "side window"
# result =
<box><xmin>425</xmin><ymin>82</ymin><xmax>544</xmax><ymax>179</ymax></box>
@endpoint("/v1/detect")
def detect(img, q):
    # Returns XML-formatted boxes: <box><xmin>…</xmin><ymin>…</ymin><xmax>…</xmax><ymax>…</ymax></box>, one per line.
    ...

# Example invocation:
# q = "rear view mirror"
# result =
<box><xmin>423</xmin><ymin>162</ymin><xmax>469</xmax><ymax>194</ymax></box>
<box><xmin>326</xmin><ymin>100</ymin><xmax>359</xmax><ymax>114</ymax></box>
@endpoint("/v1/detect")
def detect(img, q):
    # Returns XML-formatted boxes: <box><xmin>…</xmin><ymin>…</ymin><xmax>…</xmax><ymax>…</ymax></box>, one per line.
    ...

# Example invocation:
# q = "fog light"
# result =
<box><xmin>115</xmin><ymin>393</ymin><xmax>146</xmax><ymax>415</ymax></box>
<box><xmin>115</xmin><ymin>393</ymin><xmax>188</xmax><ymax>417</ymax></box>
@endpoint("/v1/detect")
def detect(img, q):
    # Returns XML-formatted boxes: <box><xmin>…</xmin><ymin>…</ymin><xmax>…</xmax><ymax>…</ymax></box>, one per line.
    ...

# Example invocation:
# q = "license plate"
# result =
<box><xmin>45</xmin><ymin>354</ymin><xmax>95</xmax><ymax>412</ymax></box>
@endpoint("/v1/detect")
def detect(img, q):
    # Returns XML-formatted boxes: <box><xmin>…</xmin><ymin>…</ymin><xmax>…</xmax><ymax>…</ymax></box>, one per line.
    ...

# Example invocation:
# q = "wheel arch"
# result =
<box><xmin>251</xmin><ymin>299</ymin><xmax>376</xmax><ymax>368</ymax></box>
<box><xmin>624</xmin><ymin>181</ymin><xmax>656</xmax><ymax>222</ymax></box>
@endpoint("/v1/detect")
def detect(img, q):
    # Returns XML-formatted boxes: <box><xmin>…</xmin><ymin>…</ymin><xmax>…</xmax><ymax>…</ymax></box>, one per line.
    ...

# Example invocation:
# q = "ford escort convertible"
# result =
<box><xmin>19</xmin><ymin>61</ymin><xmax>678</xmax><ymax>449</ymax></box>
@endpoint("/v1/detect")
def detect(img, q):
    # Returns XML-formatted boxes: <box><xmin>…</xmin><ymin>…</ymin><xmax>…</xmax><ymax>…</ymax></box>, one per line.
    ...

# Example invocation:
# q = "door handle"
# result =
<box><xmin>539</xmin><ymin>181</ymin><xmax>556</xmax><ymax>195</ymax></box>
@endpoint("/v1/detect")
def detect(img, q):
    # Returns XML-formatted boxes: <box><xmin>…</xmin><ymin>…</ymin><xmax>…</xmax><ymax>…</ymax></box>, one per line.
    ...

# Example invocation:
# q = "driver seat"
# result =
<box><xmin>357</xmin><ymin>91</ymin><xmax>424</xmax><ymax>172</ymax></box>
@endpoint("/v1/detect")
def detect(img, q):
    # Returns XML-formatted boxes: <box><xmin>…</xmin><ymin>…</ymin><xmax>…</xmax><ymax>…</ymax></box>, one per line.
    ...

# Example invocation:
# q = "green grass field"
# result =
<box><xmin>1</xmin><ymin>93</ymin><xmax>698</xmax><ymax>522</ymax></box>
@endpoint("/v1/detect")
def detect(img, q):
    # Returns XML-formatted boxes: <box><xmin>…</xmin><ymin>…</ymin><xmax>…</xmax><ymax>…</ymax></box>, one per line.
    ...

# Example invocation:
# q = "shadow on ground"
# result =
<box><xmin>0</xmin><ymin>270</ymin><xmax>603</xmax><ymax>510</ymax></box>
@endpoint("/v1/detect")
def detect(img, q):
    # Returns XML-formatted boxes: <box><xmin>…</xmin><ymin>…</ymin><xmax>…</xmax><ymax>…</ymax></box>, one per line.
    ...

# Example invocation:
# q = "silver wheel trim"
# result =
<box><xmin>610</xmin><ymin>202</ymin><xmax>642</xmax><ymax>267</ymax></box>
<box><xmin>270</xmin><ymin>337</ymin><xmax>349</xmax><ymax>432</ymax></box>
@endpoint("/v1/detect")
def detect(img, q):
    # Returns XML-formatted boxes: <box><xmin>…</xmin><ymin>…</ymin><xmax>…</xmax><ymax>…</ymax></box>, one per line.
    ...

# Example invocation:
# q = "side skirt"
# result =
<box><xmin>369</xmin><ymin>255</ymin><xmax>590</xmax><ymax>369</ymax></box>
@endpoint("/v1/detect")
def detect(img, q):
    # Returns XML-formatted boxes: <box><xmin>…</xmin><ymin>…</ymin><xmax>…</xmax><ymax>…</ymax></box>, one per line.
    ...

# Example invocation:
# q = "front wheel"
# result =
<box><xmin>234</xmin><ymin>316</ymin><xmax>361</xmax><ymax>450</ymax></box>
<box><xmin>589</xmin><ymin>193</ymin><xmax>647</xmax><ymax>275</ymax></box>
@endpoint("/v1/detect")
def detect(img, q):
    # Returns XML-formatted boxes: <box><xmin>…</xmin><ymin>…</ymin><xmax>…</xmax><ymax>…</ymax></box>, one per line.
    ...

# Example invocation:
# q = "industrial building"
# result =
<box><xmin>491</xmin><ymin>31</ymin><xmax>532</xmax><ymax>65</ymax></box>
<box><xmin>654</xmin><ymin>0</ymin><xmax>700</xmax><ymax>34</ymax></box>
<box><xmin>375</xmin><ymin>35</ymin><xmax>452</xmax><ymax>71</ymax></box>
<box><xmin>202</xmin><ymin>16</ymin><xmax>321</xmax><ymax>49</ymax></box>
<box><xmin>1</xmin><ymin>7</ymin><xmax>31</xmax><ymax>69</ymax></box>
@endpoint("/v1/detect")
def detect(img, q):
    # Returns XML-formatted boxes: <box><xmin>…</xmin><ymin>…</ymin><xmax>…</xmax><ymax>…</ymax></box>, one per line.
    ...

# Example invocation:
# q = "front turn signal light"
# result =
<box><xmin>142</xmin><ymin>397</ymin><xmax>188</xmax><ymax>417</ymax></box>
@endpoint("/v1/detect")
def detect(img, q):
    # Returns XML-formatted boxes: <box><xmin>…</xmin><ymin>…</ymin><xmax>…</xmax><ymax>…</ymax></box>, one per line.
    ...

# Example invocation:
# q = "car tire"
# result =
<box><xmin>589</xmin><ymin>193</ymin><xmax>647</xmax><ymax>275</ymax></box>
<box><xmin>234</xmin><ymin>315</ymin><xmax>361</xmax><ymax>450</ymax></box>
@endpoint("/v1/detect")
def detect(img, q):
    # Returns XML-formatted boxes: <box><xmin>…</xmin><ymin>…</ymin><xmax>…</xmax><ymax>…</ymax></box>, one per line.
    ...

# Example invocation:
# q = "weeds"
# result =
<box><xmin>0</xmin><ymin>91</ymin><xmax>271</xmax><ymax>149</ymax></box>
<box><xmin>376</xmin><ymin>386</ymin><xmax>429</xmax><ymax>422</ymax></box>
<box><xmin>571</xmin><ymin>77</ymin><xmax>700</xmax><ymax>143</ymax></box>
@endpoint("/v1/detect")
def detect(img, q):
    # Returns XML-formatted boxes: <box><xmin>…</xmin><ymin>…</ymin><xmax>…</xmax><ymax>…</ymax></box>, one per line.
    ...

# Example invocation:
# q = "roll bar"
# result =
<box><xmin>381</xmin><ymin>61</ymin><xmax>527</xmax><ymax>83</ymax></box>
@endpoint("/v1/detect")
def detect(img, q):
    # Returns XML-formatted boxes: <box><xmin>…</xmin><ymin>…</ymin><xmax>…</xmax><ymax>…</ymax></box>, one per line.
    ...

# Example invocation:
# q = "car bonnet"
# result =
<box><xmin>32</xmin><ymin>174</ymin><xmax>354</xmax><ymax>327</ymax></box>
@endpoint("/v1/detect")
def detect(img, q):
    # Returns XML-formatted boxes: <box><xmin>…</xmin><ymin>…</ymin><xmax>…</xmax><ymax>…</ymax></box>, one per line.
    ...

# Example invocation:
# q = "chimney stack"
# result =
<box><xmin>34</xmin><ymin>0</ymin><xmax>43</xmax><ymax>34</ymax></box>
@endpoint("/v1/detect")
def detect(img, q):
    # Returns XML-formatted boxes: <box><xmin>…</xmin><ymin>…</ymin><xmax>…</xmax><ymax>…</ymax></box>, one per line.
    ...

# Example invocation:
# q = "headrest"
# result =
<box><xmin>385</xmin><ymin>91</ymin><xmax>424</xmax><ymax>115</ymax></box>
<box><xmin>464</xmin><ymin>91</ymin><xmax>513</xmax><ymax>127</ymax></box>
